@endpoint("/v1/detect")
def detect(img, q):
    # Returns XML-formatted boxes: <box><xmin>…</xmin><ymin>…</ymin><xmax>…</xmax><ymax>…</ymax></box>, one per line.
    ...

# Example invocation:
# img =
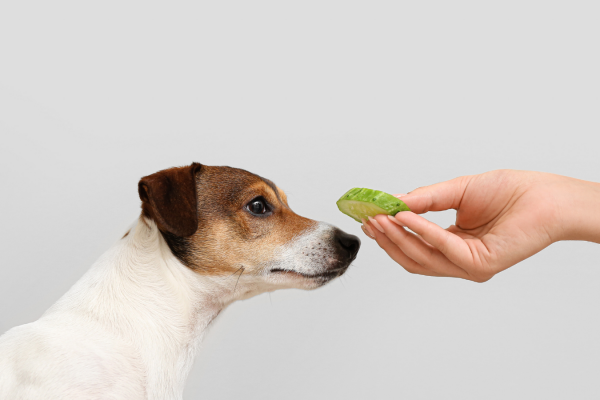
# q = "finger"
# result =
<box><xmin>398</xmin><ymin>175</ymin><xmax>473</xmax><ymax>214</ymax></box>
<box><xmin>391</xmin><ymin>212</ymin><xmax>475</xmax><ymax>268</ymax></box>
<box><xmin>374</xmin><ymin>215</ymin><xmax>473</xmax><ymax>280</ymax></box>
<box><xmin>367</xmin><ymin>222</ymin><xmax>444</xmax><ymax>277</ymax></box>
<box><xmin>361</xmin><ymin>224</ymin><xmax>375</xmax><ymax>240</ymax></box>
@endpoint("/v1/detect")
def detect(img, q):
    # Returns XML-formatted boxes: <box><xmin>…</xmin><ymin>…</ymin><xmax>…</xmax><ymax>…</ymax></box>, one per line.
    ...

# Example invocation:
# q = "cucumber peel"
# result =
<box><xmin>336</xmin><ymin>188</ymin><xmax>410</xmax><ymax>223</ymax></box>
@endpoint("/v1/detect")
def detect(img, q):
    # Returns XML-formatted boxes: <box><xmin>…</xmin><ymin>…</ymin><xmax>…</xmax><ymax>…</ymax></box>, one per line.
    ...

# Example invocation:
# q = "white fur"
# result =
<box><xmin>0</xmin><ymin>218</ymin><xmax>339</xmax><ymax>400</ymax></box>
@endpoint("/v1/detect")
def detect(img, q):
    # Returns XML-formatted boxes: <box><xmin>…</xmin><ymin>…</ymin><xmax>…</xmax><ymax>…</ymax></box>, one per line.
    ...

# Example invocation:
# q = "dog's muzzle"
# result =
<box><xmin>317</xmin><ymin>228</ymin><xmax>360</xmax><ymax>280</ymax></box>
<box><xmin>268</xmin><ymin>224</ymin><xmax>361</xmax><ymax>284</ymax></box>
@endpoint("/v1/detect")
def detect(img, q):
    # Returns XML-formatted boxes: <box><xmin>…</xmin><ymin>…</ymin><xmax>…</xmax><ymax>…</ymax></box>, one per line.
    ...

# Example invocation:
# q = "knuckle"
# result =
<box><xmin>419</xmin><ymin>256</ymin><xmax>433</xmax><ymax>270</ymax></box>
<box><xmin>424</xmin><ymin>247</ymin><xmax>437</xmax><ymax>263</ymax></box>
<box><xmin>437</xmin><ymin>232</ymin><xmax>451</xmax><ymax>252</ymax></box>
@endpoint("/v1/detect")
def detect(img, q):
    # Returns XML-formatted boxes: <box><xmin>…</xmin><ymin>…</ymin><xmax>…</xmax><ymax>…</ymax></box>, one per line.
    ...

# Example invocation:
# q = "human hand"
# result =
<box><xmin>361</xmin><ymin>170</ymin><xmax>600</xmax><ymax>282</ymax></box>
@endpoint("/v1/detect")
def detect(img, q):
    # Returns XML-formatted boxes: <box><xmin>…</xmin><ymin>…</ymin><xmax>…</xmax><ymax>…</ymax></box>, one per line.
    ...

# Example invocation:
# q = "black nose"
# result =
<box><xmin>334</xmin><ymin>229</ymin><xmax>361</xmax><ymax>261</ymax></box>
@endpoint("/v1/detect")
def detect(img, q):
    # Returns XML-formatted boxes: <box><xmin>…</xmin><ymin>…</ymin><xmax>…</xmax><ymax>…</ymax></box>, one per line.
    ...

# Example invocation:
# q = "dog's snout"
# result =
<box><xmin>334</xmin><ymin>229</ymin><xmax>361</xmax><ymax>260</ymax></box>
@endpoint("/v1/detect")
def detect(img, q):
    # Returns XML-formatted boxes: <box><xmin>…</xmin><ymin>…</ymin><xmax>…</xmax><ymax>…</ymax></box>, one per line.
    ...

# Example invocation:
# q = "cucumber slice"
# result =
<box><xmin>336</xmin><ymin>188</ymin><xmax>410</xmax><ymax>223</ymax></box>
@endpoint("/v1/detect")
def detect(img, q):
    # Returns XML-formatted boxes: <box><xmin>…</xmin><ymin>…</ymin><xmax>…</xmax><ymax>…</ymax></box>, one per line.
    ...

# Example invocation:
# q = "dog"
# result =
<box><xmin>0</xmin><ymin>163</ymin><xmax>360</xmax><ymax>400</ymax></box>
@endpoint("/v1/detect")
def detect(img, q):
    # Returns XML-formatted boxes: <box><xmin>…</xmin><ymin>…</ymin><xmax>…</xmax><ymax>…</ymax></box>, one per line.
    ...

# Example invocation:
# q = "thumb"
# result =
<box><xmin>395</xmin><ymin>175</ymin><xmax>472</xmax><ymax>214</ymax></box>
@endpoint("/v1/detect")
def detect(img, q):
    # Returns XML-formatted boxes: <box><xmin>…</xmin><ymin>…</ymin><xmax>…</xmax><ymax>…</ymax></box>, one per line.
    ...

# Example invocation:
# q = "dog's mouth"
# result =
<box><xmin>269</xmin><ymin>267</ymin><xmax>348</xmax><ymax>280</ymax></box>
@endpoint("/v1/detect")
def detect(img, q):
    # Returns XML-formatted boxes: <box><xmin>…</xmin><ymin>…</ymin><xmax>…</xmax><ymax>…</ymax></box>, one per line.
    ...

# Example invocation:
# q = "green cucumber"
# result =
<box><xmin>336</xmin><ymin>188</ymin><xmax>410</xmax><ymax>223</ymax></box>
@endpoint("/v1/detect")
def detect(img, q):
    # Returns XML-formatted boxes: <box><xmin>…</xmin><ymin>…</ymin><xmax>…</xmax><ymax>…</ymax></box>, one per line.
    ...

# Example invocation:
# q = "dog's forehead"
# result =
<box><xmin>197</xmin><ymin>165</ymin><xmax>280</xmax><ymax>203</ymax></box>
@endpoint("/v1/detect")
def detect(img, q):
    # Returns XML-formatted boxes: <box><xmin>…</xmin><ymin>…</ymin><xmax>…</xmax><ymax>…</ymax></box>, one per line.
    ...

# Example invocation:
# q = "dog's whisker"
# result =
<box><xmin>223</xmin><ymin>266</ymin><xmax>245</xmax><ymax>280</ymax></box>
<box><xmin>233</xmin><ymin>266</ymin><xmax>244</xmax><ymax>294</ymax></box>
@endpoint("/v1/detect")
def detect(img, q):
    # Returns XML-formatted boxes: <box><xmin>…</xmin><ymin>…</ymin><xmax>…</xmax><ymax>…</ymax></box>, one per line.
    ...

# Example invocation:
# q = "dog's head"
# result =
<box><xmin>138</xmin><ymin>163</ymin><xmax>360</xmax><ymax>294</ymax></box>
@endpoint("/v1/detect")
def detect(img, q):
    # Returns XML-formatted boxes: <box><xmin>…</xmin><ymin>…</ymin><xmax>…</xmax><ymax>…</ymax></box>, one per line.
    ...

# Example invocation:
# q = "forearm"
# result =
<box><xmin>559</xmin><ymin>177</ymin><xmax>600</xmax><ymax>244</ymax></box>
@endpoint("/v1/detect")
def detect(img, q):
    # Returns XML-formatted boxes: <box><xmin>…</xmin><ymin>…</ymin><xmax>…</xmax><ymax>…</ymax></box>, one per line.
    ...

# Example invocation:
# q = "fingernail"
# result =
<box><xmin>364</xmin><ymin>222</ymin><xmax>376</xmax><ymax>237</ymax></box>
<box><xmin>388</xmin><ymin>215</ymin><xmax>406</xmax><ymax>227</ymax></box>
<box><xmin>368</xmin><ymin>216</ymin><xmax>385</xmax><ymax>233</ymax></box>
<box><xmin>394</xmin><ymin>193</ymin><xmax>407</xmax><ymax>198</ymax></box>
<box><xmin>362</xmin><ymin>219</ymin><xmax>376</xmax><ymax>237</ymax></box>
<box><xmin>361</xmin><ymin>224</ymin><xmax>375</xmax><ymax>239</ymax></box>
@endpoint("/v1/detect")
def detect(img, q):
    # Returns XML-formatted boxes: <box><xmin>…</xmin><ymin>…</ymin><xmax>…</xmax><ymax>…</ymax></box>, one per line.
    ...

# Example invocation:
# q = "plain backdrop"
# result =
<box><xmin>1</xmin><ymin>1</ymin><xmax>599</xmax><ymax>398</ymax></box>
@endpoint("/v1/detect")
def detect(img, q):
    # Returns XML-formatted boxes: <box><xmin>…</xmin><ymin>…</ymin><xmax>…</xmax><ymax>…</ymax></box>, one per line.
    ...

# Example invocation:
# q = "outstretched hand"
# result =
<box><xmin>362</xmin><ymin>170</ymin><xmax>600</xmax><ymax>282</ymax></box>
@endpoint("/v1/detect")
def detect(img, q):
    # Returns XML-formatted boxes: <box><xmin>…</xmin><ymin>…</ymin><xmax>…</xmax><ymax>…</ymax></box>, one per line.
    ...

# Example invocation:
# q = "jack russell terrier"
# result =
<box><xmin>0</xmin><ymin>163</ymin><xmax>360</xmax><ymax>400</ymax></box>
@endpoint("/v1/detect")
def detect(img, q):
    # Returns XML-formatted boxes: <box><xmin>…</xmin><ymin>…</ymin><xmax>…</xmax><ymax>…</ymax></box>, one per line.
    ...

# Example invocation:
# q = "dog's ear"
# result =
<box><xmin>138</xmin><ymin>162</ymin><xmax>202</xmax><ymax>237</ymax></box>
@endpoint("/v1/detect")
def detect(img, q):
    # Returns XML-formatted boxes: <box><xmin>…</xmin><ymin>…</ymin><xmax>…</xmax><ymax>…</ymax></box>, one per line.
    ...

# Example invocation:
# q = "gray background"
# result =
<box><xmin>1</xmin><ymin>1</ymin><xmax>599</xmax><ymax>398</ymax></box>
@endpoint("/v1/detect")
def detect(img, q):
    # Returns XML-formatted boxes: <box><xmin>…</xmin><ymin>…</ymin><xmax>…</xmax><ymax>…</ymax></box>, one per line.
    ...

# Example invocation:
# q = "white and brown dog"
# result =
<box><xmin>0</xmin><ymin>163</ymin><xmax>360</xmax><ymax>400</ymax></box>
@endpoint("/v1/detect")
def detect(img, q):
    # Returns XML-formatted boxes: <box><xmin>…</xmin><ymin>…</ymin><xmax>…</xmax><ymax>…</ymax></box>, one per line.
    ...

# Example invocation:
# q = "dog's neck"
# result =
<box><xmin>44</xmin><ymin>218</ymin><xmax>249</xmax><ymax>399</ymax></box>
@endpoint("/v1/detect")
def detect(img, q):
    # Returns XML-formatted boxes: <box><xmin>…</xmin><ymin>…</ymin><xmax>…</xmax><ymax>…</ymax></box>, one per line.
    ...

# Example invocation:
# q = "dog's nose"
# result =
<box><xmin>334</xmin><ymin>229</ymin><xmax>361</xmax><ymax>261</ymax></box>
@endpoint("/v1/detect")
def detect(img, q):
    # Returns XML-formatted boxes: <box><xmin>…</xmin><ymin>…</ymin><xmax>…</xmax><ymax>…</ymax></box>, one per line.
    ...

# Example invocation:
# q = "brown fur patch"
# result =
<box><xmin>276</xmin><ymin>185</ymin><xmax>289</xmax><ymax>206</ymax></box>
<box><xmin>138</xmin><ymin>163</ymin><xmax>202</xmax><ymax>237</ymax></box>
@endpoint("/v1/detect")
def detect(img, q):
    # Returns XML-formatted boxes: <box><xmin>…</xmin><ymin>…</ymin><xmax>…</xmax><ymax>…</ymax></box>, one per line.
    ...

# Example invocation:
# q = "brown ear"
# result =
<box><xmin>138</xmin><ymin>162</ymin><xmax>202</xmax><ymax>237</ymax></box>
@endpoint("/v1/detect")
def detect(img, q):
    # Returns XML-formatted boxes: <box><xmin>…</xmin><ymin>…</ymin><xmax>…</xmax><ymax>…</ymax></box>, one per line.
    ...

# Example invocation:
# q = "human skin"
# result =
<box><xmin>361</xmin><ymin>170</ymin><xmax>600</xmax><ymax>282</ymax></box>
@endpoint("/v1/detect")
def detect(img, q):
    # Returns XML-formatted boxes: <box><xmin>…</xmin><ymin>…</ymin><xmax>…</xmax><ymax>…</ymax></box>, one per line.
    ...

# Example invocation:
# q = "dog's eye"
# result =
<box><xmin>246</xmin><ymin>198</ymin><xmax>269</xmax><ymax>216</ymax></box>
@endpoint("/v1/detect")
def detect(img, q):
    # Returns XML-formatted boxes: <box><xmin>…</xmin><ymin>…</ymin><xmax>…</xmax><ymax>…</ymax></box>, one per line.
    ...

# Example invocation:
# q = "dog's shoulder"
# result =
<box><xmin>0</xmin><ymin>319</ymin><xmax>146</xmax><ymax>400</ymax></box>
